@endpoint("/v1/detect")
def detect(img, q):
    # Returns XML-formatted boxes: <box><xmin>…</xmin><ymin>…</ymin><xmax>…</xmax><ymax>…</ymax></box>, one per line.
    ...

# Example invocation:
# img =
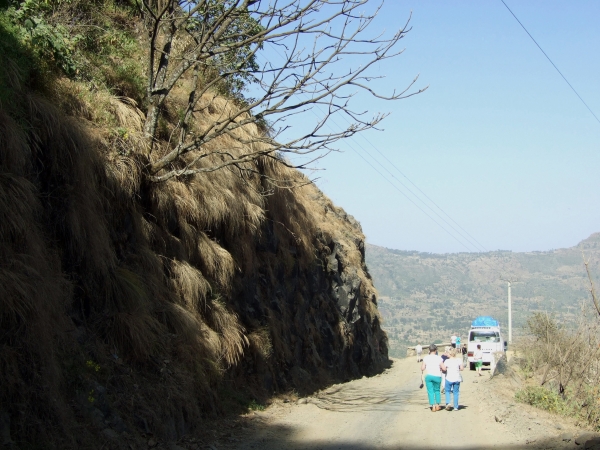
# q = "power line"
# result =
<box><xmin>345</xmin><ymin>142</ymin><xmax>477</xmax><ymax>252</ymax></box>
<box><xmin>336</xmin><ymin>128</ymin><xmax>483</xmax><ymax>252</ymax></box>
<box><xmin>500</xmin><ymin>0</ymin><xmax>600</xmax><ymax>126</ymax></box>
<box><xmin>317</xmin><ymin>119</ymin><xmax>508</xmax><ymax>273</ymax></box>
<box><xmin>263</xmin><ymin>44</ymin><xmax>497</xmax><ymax>258</ymax></box>
<box><xmin>294</xmin><ymin>96</ymin><xmax>484</xmax><ymax>252</ymax></box>
<box><xmin>355</xmin><ymin>133</ymin><xmax>490</xmax><ymax>253</ymax></box>
<box><xmin>263</xmin><ymin>41</ymin><xmax>491</xmax><ymax>253</ymax></box>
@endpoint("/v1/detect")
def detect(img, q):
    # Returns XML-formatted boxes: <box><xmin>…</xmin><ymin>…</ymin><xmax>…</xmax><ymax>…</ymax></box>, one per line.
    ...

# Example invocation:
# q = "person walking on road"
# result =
<box><xmin>440</xmin><ymin>347</ymin><xmax>450</xmax><ymax>394</ymax></box>
<box><xmin>455</xmin><ymin>335</ymin><xmax>461</xmax><ymax>350</ymax></box>
<box><xmin>474</xmin><ymin>344</ymin><xmax>484</xmax><ymax>376</ymax></box>
<box><xmin>421</xmin><ymin>344</ymin><xmax>446</xmax><ymax>412</ymax></box>
<box><xmin>415</xmin><ymin>344</ymin><xmax>423</xmax><ymax>362</ymax></box>
<box><xmin>443</xmin><ymin>348</ymin><xmax>464</xmax><ymax>411</ymax></box>
<box><xmin>450</xmin><ymin>334</ymin><xmax>457</xmax><ymax>349</ymax></box>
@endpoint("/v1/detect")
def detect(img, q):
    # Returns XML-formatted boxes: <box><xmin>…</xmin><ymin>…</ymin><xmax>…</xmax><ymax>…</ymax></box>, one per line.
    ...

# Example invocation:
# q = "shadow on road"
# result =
<box><xmin>307</xmin><ymin>384</ymin><xmax>418</xmax><ymax>412</ymax></box>
<box><xmin>237</xmin><ymin>421</ymin><xmax>571</xmax><ymax>450</ymax></box>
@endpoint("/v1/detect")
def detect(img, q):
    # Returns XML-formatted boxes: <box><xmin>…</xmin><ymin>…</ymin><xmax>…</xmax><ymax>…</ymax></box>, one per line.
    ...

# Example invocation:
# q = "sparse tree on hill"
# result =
<box><xmin>135</xmin><ymin>0</ymin><xmax>426</xmax><ymax>182</ymax></box>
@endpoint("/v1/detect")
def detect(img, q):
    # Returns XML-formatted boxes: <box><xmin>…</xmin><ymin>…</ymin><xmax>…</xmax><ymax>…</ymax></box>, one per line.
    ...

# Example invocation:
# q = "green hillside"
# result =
<box><xmin>366</xmin><ymin>233</ymin><xmax>600</xmax><ymax>357</ymax></box>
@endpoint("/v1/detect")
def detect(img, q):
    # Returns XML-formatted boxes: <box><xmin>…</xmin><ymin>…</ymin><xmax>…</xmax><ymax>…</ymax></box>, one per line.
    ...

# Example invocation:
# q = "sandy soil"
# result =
<box><xmin>208</xmin><ymin>356</ymin><xmax>593</xmax><ymax>450</ymax></box>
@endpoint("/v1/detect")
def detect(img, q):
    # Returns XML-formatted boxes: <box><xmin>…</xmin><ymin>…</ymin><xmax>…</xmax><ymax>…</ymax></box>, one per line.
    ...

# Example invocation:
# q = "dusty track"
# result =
<box><xmin>216</xmin><ymin>357</ymin><xmax>588</xmax><ymax>450</ymax></box>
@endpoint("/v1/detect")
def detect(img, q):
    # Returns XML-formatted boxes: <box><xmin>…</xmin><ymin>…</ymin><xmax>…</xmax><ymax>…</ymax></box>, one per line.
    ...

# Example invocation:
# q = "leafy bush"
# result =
<box><xmin>248</xmin><ymin>399</ymin><xmax>265</xmax><ymax>411</ymax></box>
<box><xmin>1</xmin><ymin>0</ymin><xmax>145</xmax><ymax>105</ymax></box>
<box><xmin>4</xmin><ymin>0</ymin><xmax>80</xmax><ymax>76</ymax></box>
<box><xmin>515</xmin><ymin>386</ymin><xmax>570</xmax><ymax>415</ymax></box>
<box><xmin>516</xmin><ymin>384</ymin><xmax>600</xmax><ymax>430</ymax></box>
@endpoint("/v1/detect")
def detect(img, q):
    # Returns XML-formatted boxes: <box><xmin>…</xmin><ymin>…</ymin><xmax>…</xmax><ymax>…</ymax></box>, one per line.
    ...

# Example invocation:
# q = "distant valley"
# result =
<box><xmin>366</xmin><ymin>233</ymin><xmax>600</xmax><ymax>358</ymax></box>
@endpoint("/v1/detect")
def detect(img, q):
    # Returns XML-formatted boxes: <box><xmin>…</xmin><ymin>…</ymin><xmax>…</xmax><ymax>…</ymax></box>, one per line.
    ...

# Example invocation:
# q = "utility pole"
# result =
<box><xmin>507</xmin><ymin>281</ymin><xmax>512</xmax><ymax>343</ymax></box>
<box><xmin>500</xmin><ymin>277</ymin><xmax>518</xmax><ymax>344</ymax></box>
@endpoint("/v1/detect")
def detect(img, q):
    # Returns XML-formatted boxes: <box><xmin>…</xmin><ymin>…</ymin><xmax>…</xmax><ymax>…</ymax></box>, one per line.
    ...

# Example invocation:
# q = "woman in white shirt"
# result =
<box><xmin>474</xmin><ymin>344</ymin><xmax>483</xmax><ymax>376</ymax></box>
<box><xmin>421</xmin><ymin>344</ymin><xmax>446</xmax><ymax>411</ymax></box>
<box><xmin>443</xmin><ymin>348</ymin><xmax>464</xmax><ymax>411</ymax></box>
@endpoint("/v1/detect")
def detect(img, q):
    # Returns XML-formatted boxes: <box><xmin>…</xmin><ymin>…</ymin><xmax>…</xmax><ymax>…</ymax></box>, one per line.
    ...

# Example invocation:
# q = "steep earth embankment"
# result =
<box><xmin>0</xmin><ymin>44</ymin><xmax>387</xmax><ymax>450</ymax></box>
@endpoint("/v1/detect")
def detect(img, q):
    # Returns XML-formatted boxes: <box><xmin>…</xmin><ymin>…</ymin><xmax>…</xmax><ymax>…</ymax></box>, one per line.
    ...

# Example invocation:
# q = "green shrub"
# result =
<box><xmin>515</xmin><ymin>386</ymin><xmax>570</xmax><ymax>415</ymax></box>
<box><xmin>516</xmin><ymin>385</ymin><xmax>600</xmax><ymax>430</ymax></box>
<box><xmin>248</xmin><ymin>399</ymin><xmax>265</xmax><ymax>411</ymax></box>
<box><xmin>5</xmin><ymin>0</ymin><xmax>80</xmax><ymax>77</ymax></box>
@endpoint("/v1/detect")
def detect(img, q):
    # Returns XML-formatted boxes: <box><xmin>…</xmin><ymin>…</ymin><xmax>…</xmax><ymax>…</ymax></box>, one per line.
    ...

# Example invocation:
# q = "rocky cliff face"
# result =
<box><xmin>230</xmin><ymin>192</ymin><xmax>389</xmax><ymax>395</ymax></box>
<box><xmin>0</xmin><ymin>75</ymin><xmax>388</xmax><ymax>446</ymax></box>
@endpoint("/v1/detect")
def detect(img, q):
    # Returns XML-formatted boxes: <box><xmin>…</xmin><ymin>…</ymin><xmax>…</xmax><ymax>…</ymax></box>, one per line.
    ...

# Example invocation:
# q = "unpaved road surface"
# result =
<box><xmin>213</xmin><ymin>357</ymin><xmax>591</xmax><ymax>450</ymax></box>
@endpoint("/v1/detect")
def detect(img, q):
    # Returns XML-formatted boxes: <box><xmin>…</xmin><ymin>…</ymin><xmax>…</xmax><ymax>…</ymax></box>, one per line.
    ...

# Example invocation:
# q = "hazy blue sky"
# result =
<box><xmin>265</xmin><ymin>1</ymin><xmax>600</xmax><ymax>253</ymax></box>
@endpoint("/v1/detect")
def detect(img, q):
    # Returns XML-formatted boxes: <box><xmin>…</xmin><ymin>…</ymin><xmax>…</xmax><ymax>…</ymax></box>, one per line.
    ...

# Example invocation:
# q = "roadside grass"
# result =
<box><xmin>516</xmin><ymin>384</ymin><xmax>600</xmax><ymax>430</ymax></box>
<box><xmin>513</xmin><ymin>311</ymin><xmax>600</xmax><ymax>430</ymax></box>
<box><xmin>248</xmin><ymin>400</ymin><xmax>266</xmax><ymax>411</ymax></box>
<box><xmin>515</xmin><ymin>386</ymin><xmax>571</xmax><ymax>415</ymax></box>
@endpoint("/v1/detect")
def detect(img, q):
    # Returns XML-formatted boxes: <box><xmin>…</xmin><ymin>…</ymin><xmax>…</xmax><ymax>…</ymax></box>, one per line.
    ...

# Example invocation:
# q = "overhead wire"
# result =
<box><xmin>330</xmin><ymin>116</ymin><xmax>508</xmax><ymax>276</ymax></box>
<box><xmin>355</xmin><ymin>132</ymin><xmax>490</xmax><ymax>252</ymax></box>
<box><xmin>258</xmin><ymin>23</ymin><xmax>524</xmax><ymax>279</ymax></box>
<box><xmin>340</xmin><ymin>138</ymin><xmax>478</xmax><ymax>252</ymax></box>
<box><xmin>500</xmin><ymin>0</ymin><xmax>600</xmax><ymax>126</ymax></box>
<box><xmin>322</xmin><ymin>116</ymin><xmax>484</xmax><ymax>253</ymax></box>
<box><xmin>263</xmin><ymin>43</ymin><xmax>492</xmax><ymax>256</ymax></box>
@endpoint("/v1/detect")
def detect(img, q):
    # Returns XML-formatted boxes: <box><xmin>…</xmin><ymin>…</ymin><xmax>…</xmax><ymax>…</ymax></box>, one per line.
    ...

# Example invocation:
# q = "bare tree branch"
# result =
<box><xmin>582</xmin><ymin>248</ymin><xmax>600</xmax><ymax>318</ymax></box>
<box><xmin>136</xmin><ymin>0</ymin><xmax>424</xmax><ymax>182</ymax></box>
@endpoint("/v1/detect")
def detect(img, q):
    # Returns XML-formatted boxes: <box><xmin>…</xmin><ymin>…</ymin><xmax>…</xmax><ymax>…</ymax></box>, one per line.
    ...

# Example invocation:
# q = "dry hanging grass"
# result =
<box><xmin>203</xmin><ymin>299</ymin><xmax>248</xmax><ymax>367</ymax></box>
<box><xmin>0</xmin><ymin>33</ymin><xmax>389</xmax><ymax>445</ymax></box>
<box><xmin>170</xmin><ymin>259</ymin><xmax>211</xmax><ymax>311</ymax></box>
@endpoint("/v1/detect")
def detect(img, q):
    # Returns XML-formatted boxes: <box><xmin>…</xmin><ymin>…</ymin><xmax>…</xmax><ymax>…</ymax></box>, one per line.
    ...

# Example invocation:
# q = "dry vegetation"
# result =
<box><xmin>513</xmin><ymin>309</ymin><xmax>600</xmax><ymax>429</ymax></box>
<box><xmin>0</xmin><ymin>1</ymin><xmax>388</xmax><ymax>447</ymax></box>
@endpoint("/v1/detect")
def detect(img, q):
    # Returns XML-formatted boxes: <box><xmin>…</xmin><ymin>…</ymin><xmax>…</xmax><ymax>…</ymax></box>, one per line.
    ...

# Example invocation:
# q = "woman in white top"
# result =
<box><xmin>474</xmin><ymin>344</ymin><xmax>484</xmax><ymax>376</ymax></box>
<box><xmin>443</xmin><ymin>348</ymin><xmax>464</xmax><ymax>411</ymax></box>
<box><xmin>421</xmin><ymin>344</ymin><xmax>446</xmax><ymax>411</ymax></box>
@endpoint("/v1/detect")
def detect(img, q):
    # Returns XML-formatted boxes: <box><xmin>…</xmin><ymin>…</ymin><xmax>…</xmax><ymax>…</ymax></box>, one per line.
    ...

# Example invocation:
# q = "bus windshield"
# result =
<box><xmin>470</xmin><ymin>331</ymin><xmax>500</xmax><ymax>343</ymax></box>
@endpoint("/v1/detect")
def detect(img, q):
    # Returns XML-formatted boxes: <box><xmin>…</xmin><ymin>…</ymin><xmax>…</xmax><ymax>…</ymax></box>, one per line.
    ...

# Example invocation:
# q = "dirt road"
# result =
<box><xmin>217</xmin><ymin>357</ymin><xmax>589</xmax><ymax>450</ymax></box>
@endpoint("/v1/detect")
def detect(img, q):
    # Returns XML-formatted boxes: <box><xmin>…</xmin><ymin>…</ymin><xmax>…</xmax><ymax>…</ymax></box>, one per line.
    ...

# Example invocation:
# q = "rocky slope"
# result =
<box><xmin>0</xmin><ymin>15</ymin><xmax>388</xmax><ymax>450</ymax></box>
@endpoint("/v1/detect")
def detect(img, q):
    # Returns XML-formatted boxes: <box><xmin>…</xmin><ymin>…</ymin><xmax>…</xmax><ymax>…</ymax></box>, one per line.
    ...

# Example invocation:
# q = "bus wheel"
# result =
<box><xmin>469</xmin><ymin>362</ymin><xmax>475</xmax><ymax>371</ymax></box>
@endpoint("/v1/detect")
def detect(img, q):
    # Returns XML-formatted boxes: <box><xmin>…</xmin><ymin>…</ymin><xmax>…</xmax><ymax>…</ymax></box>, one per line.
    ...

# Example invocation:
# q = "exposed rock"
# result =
<box><xmin>101</xmin><ymin>428</ymin><xmax>119</xmax><ymax>439</ymax></box>
<box><xmin>577</xmin><ymin>433</ymin><xmax>600</xmax><ymax>445</ymax></box>
<box><xmin>586</xmin><ymin>438</ymin><xmax>600</xmax><ymax>450</ymax></box>
<box><xmin>0</xmin><ymin>411</ymin><xmax>14</xmax><ymax>447</ymax></box>
<box><xmin>90</xmin><ymin>408</ymin><xmax>105</xmax><ymax>428</ymax></box>
<box><xmin>168</xmin><ymin>443</ymin><xmax>188</xmax><ymax>450</ymax></box>
<box><xmin>561</xmin><ymin>432</ymin><xmax>573</xmax><ymax>442</ymax></box>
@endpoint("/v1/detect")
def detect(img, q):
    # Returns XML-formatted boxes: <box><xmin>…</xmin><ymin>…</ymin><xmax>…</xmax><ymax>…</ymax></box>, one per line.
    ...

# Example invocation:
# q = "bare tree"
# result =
<box><xmin>522</xmin><ymin>309</ymin><xmax>600</xmax><ymax>397</ymax></box>
<box><xmin>582</xmin><ymin>250</ymin><xmax>600</xmax><ymax>317</ymax></box>
<box><xmin>135</xmin><ymin>0</ymin><xmax>425</xmax><ymax>182</ymax></box>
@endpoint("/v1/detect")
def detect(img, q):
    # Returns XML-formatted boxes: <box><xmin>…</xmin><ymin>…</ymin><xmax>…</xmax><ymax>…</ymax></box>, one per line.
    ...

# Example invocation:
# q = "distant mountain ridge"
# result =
<box><xmin>365</xmin><ymin>233</ymin><xmax>600</xmax><ymax>357</ymax></box>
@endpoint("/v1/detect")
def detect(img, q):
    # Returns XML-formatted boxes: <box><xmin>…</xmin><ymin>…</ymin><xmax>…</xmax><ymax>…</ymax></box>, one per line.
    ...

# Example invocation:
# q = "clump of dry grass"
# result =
<box><xmin>514</xmin><ymin>309</ymin><xmax>600</xmax><ymax>428</ymax></box>
<box><xmin>170</xmin><ymin>259</ymin><xmax>211</xmax><ymax>311</ymax></box>
<box><xmin>0</xmin><ymin>23</ymin><xmax>388</xmax><ymax>445</ymax></box>
<box><xmin>248</xmin><ymin>328</ymin><xmax>274</xmax><ymax>360</ymax></box>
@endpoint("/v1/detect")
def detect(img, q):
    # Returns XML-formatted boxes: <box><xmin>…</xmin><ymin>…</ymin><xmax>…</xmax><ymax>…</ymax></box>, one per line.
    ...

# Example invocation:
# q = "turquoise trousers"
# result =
<box><xmin>425</xmin><ymin>374</ymin><xmax>441</xmax><ymax>405</ymax></box>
